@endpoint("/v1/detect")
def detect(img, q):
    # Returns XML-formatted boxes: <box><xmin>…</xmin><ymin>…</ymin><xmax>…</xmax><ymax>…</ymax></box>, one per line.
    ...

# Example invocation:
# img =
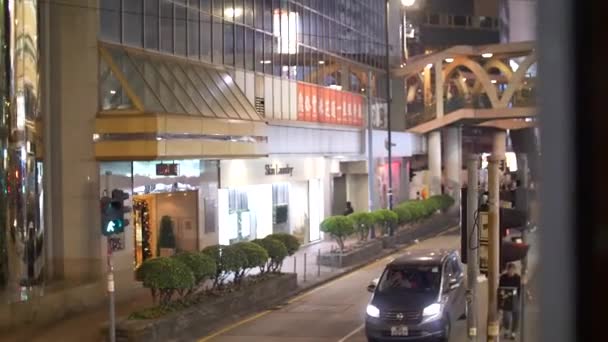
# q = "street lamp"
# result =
<box><xmin>401</xmin><ymin>0</ymin><xmax>417</xmax><ymax>61</ymax></box>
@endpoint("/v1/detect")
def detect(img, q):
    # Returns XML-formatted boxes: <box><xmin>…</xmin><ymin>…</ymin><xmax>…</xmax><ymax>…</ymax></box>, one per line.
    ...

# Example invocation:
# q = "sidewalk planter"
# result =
<box><xmin>111</xmin><ymin>273</ymin><xmax>297</xmax><ymax>342</ymax></box>
<box><xmin>380</xmin><ymin>235</ymin><xmax>396</xmax><ymax>249</ymax></box>
<box><xmin>395</xmin><ymin>212</ymin><xmax>458</xmax><ymax>245</ymax></box>
<box><xmin>317</xmin><ymin>239</ymin><xmax>383</xmax><ymax>268</ymax></box>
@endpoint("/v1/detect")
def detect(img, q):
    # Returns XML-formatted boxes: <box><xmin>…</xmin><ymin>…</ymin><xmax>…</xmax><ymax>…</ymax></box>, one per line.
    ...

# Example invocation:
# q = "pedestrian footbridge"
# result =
<box><xmin>393</xmin><ymin>41</ymin><xmax>536</xmax><ymax>134</ymax></box>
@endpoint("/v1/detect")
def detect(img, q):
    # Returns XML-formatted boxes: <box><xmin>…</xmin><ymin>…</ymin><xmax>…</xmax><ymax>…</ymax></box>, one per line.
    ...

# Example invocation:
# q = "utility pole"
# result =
<box><xmin>466</xmin><ymin>155</ymin><xmax>479</xmax><ymax>342</ymax></box>
<box><xmin>367</xmin><ymin>71</ymin><xmax>376</xmax><ymax>215</ymax></box>
<box><xmin>487</xmin><ymin>155</ymin><xmax>501</xmax><ymax>342</ymax></box>
<box><xmin>518</xmin><ymin>154</ymin><xmax>530</xmax><ymax>342</ymax></box>
<box><xmin>384</xmin><ymin>0</ymin><xmax>394</xmax><ymax>218</ymax></box>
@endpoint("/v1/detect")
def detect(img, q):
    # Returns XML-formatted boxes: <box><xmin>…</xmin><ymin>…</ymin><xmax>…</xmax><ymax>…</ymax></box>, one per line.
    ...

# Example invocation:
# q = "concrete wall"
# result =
<box><xmin>346</xmin><ymin>174</ymin><xmax>369</xmax><ymax>214</ymax></box>
<box><xmin>48</xmin><ymin>0</ymin><xmax>101</xmax><ymax>283</ymax></box>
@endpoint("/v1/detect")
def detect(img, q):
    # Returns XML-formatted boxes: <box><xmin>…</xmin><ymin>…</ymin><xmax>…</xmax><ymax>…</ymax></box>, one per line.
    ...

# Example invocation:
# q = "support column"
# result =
<box><xmin>2</xmin><ymin>0</ymin><xmax>44</xmax><ymax>297</ymax></box>
<box><xmin>445</xmin><ymin>127</ymin><xmax>462</xmax><ymax>205</ymax></box>
<box><xmin>428</xmin><ymin>131</ymin><xmax>442</xmax><ymax>196</ymax></box>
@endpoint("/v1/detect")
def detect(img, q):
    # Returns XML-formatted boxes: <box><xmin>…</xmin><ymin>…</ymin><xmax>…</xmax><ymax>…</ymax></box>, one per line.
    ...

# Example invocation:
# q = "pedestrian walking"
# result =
<box><xmin>499</xmin><ymin>263</ymin><xmax>522</xmax><ymax>340</ymax></box>
<box><xmin>343</xmin><ymin>201</ymin><xmax>354</xmax><ymax>216</ymax></box>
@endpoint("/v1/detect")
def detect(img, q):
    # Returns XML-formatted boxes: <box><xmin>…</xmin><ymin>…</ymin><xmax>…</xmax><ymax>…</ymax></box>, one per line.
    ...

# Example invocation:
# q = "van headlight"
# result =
<box><xmin>422</xmin><ymin>303</ymin><xmax>442</xmax><ymax>318</ymax></box>
<box><xmin>366</xmin><ymin>304</ymin><xmax>380</xmax><ymax>318</ymax></box>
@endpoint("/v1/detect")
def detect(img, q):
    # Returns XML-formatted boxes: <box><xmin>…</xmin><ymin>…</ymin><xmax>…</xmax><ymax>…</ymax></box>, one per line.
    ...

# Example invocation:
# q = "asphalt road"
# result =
<box><xmin>199</xmin><ymin>230</ymin><xmax>485</xmax><ymax>342</ymax></box>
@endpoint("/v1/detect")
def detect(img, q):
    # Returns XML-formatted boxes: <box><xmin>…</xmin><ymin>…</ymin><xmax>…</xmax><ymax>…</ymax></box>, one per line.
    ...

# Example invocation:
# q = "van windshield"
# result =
<box><xmin>377</xmin><ymin>265</ymin><xmax>441</xmax><ymax>294</ymax></box>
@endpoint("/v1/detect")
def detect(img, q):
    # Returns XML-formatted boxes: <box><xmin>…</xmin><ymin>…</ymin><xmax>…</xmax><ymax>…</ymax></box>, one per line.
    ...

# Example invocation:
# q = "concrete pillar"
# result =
<box><xmin>435</xmin><ymin>60</ymin><xmax>444</xmax><ymax>119</ymax></box>
<box><xmin>445</xmin><ymin>127</ymin><xmax>462</xmax><ymax>205</ymax></box>
<box><xmin>493</xmin><ymin>130</ymin><xmax>507</xmax><ymax>157</ymax></box>
<box><xmin>428</xmin><ymin>131</ymin><xmax>442</xmax><ymax>196</ymax></box>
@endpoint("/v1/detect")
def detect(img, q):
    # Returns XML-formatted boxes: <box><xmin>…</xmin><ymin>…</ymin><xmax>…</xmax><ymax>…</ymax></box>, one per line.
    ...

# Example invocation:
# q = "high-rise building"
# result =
<box><xmin>404</xmin><ymin>0</ymin><xmax>501</xmax><ymax>57</ymax></box>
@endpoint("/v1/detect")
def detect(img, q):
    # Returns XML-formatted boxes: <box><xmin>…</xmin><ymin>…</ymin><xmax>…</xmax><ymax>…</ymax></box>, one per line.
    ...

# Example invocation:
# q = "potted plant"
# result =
<box><xmin>158</xmin><ymin>215</ymin><xmax>177</xmax><ymax>257</ymax></box>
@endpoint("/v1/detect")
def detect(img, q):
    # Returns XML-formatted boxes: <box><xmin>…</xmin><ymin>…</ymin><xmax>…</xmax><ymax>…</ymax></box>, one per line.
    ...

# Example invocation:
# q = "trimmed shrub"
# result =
<box><xmin>201</xmin><ymin>245</ymin><xmax>247</xmax><ymax>287</ymax></box>
<box><xmin>268</xmin><ymin>233</ymin><xmax>301</xmax><ymax>256</ymax></box>
<box><xmin>349</xmin><ymin>212</ymin><xmax>376</xmax><ymax>241</ymax></box>
<box><xmin>136</xmin><ymin>257</ymin><xmax>195</xmax><ymax>305</ymax></box>
<box><xmin>221</xmin><ymin>244</ymin><xmax>248</xmax><ymax>281</ymax></box>
<box><xmin>234</xmin><ymin>242</ymin><xmax>269</xmax><ymax>280</ymax></box>
<box><xmin>320</xmin><ymin>215</ymin><xmax>355</xmax><ymax>251</ymax></box>
<box><xmin>253</xmin><ymin>237</ymin><xmax>288</xmax><ymax>273</ymax></box>
<box><xmin>375</xmin><ymin>209</ymin><xmax>398</xmax><ymax>235</ymax></box>
<box><xmin>173</xmin><ymin>252</ymin><xmax>217</xmax><ymax>289</ymax></box>
<box><xmin>393</xmin><ymin>205</ymin><xmax>414</xmax><ymax>226</ymax></box>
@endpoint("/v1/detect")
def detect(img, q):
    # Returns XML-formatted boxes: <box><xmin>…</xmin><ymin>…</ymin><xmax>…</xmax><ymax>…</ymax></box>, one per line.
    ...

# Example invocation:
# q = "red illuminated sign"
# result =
<box><xmin>297</xmin><ymin>82</ymin><xmax>363</xmax><ymax>126</ymax></box>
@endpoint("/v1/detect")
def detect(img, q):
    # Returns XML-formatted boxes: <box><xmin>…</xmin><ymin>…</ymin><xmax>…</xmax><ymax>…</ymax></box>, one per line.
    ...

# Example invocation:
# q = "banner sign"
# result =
<box><xmin>297</xmin><ymin>82</ymin><xmax>363</xmax><ymax>126</ymax></box>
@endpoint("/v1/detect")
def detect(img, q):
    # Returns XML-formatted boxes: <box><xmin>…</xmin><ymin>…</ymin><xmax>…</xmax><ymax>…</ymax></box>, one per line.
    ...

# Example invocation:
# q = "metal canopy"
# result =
<box><xmin>98</xmin><ymin>43</ymin><xmax>262</xmax><ymax>121</ymax></box>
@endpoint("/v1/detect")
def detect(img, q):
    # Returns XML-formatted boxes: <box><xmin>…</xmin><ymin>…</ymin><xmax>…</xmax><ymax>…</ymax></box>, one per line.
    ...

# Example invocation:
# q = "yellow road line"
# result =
<box><xmin>197</xmin><ymin>310</ymin><xmax>272</xmax><ymax>342</ymax></box>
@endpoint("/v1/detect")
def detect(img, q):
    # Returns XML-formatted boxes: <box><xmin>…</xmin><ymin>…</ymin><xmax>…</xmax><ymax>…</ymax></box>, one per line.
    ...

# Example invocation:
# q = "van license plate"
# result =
<box><xmin>391</xmin><ymin>326</ymin><xmax>408</xmax><ymax>336</ymax></box>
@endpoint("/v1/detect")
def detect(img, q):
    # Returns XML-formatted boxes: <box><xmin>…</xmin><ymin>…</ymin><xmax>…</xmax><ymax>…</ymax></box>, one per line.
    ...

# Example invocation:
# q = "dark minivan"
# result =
<box><xmin>365</xmin><ymin>249</ymin><xmax>465</xmax><ymax>341</ymax></box>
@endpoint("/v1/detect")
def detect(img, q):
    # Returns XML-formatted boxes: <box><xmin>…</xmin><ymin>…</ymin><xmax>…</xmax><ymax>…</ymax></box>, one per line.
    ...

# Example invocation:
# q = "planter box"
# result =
<box><xmin>380</xmin><ymin>235</ymin><xmax>396</xmax><ymax>249</ymax></box>
<box><xmin>111</xmin><ymin>273</ymin><xmax>297</xmax><ymax>342</ymax></box>
<box><xmin>395</xmin><ymin>213</ymin><xmax>458</xmax><ymax>245</ymax></box>
<box><xmin>317</xmin><ymin>239</ymin><xmax>383</xmax><ymax>268</ymax></box>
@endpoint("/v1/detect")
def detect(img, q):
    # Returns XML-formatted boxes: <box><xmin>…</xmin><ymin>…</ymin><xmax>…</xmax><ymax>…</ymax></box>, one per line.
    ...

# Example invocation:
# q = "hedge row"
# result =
<box><xmin>135</xmin><ymin>233</ymin><xmax>300</xmax><ymax>306</ymax></box>
<box><xmin>321</xmin><ymin>194</ymin><xmax>455</xmax><ymax>248</ymax></box>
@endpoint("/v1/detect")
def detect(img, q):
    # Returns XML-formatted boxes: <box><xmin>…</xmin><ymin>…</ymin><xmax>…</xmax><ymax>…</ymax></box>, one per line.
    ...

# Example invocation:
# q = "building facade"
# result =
<box><xmin>0</xmin><ymin>0</ymin><xmax>425</xmax><ymax>329</ymax></box>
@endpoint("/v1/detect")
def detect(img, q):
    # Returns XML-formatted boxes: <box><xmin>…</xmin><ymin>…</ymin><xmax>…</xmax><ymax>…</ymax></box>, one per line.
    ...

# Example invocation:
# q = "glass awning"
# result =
<box><xmin>98</xmin><ymin>43</ymin><xmax>262</xmax><ymax>121</ymax></box>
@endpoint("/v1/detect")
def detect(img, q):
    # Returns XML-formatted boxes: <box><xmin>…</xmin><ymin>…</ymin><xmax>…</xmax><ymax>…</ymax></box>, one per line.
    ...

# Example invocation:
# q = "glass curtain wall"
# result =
<box><xmin>0</xmin><ymin>0</ymin><xmax>44</xmax><ymax>300</ymax></box>
<box><xmin>99</xmin><ymin>0</ymin><xmax>387</xmax><ymax>95</ymax></box>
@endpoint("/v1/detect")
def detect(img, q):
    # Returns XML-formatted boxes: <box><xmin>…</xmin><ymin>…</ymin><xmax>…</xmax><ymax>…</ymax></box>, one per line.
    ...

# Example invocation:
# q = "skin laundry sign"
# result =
<box><xmin>265</xmin><ymin>164</ymin><xmax>294</xmax><ymax>176</ymax></box>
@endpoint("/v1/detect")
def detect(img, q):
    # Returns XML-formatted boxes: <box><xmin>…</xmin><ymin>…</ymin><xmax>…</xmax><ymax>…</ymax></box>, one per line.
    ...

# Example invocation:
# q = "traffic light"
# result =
<box><xmin>100</xmin><ymin>189</ymin><xmax>130</xmax><ymax>237</ymax></box>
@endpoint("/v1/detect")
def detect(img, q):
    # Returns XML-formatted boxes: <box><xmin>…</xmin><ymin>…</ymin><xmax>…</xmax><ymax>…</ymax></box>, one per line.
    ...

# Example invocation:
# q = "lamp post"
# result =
<box><xmin>384</xmin><ymin>0</ymin><xmax>393</xmax><ymax>220</ymax></box>
<box><xmin>401</xmin><ymin>0</ymin><xmax>416</xmax><ymax>61</ymax></box>
<box><xmin>384</xmin><ymin>0</ymin><xmax>416</xmax><ymax>223</ymax></box>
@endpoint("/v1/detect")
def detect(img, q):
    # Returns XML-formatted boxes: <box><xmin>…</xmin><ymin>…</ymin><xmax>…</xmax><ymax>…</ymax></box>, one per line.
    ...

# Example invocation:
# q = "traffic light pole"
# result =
<box><xmin>487</xmin><ymin>155</ymin><xmax>501</xmax><ymax>341</ymax></box>
<box><xmin>466</xmin><ymin>155</ymin><xmax>479</xmax><ymax>342</ymax></box>
<box><xmin>519</xmin><ymin>154</ymin><xmax>529</xmax><ymax>342</ymax></box>
<box><xmin>107</xmin><ymin>239</ymin><xmax>116</xmax><ymax>342</ymax></box>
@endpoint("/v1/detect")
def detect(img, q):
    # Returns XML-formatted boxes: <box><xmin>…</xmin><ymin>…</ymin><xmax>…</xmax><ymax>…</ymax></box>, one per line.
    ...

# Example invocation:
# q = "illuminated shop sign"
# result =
<box><xmin>297</xmin><ymin>82</ymin><xmax>364</xmax><ymax>126</ymax></box>
<box><xmin>156</xmin><ymin>163</ymin><xmax>179</xmax><ymax>176</ymax></box>
<box><xmin>265</xmin><ymin>164</ymin><xmax>294</xmax><ymax>176</ymax></box>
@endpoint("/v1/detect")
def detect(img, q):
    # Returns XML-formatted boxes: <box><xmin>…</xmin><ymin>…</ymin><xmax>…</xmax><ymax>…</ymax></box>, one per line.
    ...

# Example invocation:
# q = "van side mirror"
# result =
<box><xmin>367</xmin><ymin>278</ymin><xmax>379</xmax><ymax>292</ymax></box>
<box><xmin>447</xmin><ymin>278</ymin><xmax>460</xmax><ymax>291</ymax></box>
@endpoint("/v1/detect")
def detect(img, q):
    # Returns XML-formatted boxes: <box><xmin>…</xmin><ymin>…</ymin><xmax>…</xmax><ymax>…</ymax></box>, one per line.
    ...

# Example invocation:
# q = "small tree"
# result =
<box><xmin>136</xmin><ymin>257</ymin><xmax>194</xmax><ymax>306</ymax></box>
<box><xmin>252</xmin><ymin>238</ymin><xmax>288</xmax><ymax>273</ymax></box>
<box><xmin>173</xmin><ymin>252</ymin><xmax>216</xmax><ymax>294</ymax></box>
<box><xmin>268</xmin><ymin>233</ymin><xmax>301</xmax><ymax>255</ymax></box>
<box><xmin>234</xmin><ymin>242</ymin><xmax>268</xmax><ymax>281</ymax></box>
<box><xmin>375</xmin><ymin>209</ymin><xmax>398</xmax><ymax>236</ymax></box>
<box><xmin>349</xmin><ymin>212</ymin><xmax>375</xmax><ymax>241</ymax></box>
<box><xmin>158</xmin><ymin>216</ymin><xmax>176</xmax><ymax>255</ymax></box>
<box><xmin>320</xmin><ymin>216</ymin><xmax>355</xmax><ymax>251</ymax></box>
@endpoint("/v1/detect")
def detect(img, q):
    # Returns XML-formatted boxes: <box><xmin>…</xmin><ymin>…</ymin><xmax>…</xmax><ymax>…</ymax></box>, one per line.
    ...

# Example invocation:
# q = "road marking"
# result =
<box><xmin>197</xmin><ymin>310</ymin><xmax>271</xmax><ymax>342</ymax></box>
<box><xmin>337</xmin><ymin>323</ymin><xmax>365</xmax><ymax>342</ymax></box>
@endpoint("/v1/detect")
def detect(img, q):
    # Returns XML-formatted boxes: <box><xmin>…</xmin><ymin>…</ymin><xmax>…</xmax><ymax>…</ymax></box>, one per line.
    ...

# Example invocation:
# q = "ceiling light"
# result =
<box><xmin>110</xmin><ymin>90</ymin><xmax>116</xmax><ymax>95</ymax></box>
<box><xmin>444</xmin><ymin>58</ymin><xmax>454</xmax><ymax>63</ymax></box>
<box><xmin>260</xmin><ymin>60</ymin><xmax>272</xmax><ymax>64</ymax></box>
<box><xmin>224</xmin><ymin>7</ymin><xmax>243</xmax><ymax>18</ymax></box>
<box><xmin>482</xmin><ymin>53</ymin><xmax>493</xmax><ymax>58</ymax></box>
<box><xmin>318</xmin><ymin>60</ymin><xmax>325</xmax><ymax>65</ymax></box>
<box><xmin>462</xmin><ymin>78</ymin><xmax>467</xmax><ymax>82</ymax></box>
<box><xmin>425</xmin><ymin>63</ymin><xmax>433</xmax><ymax>69</ymax></box>
<box><xmin>401</xmin><ymin>0</ymin><xmax>416</xmax><ymax>7</ymax></box>
<box><xmin>491</xmin><ymin>79</ymin><xmax>497</xmax><ymax>84</ymax></box>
